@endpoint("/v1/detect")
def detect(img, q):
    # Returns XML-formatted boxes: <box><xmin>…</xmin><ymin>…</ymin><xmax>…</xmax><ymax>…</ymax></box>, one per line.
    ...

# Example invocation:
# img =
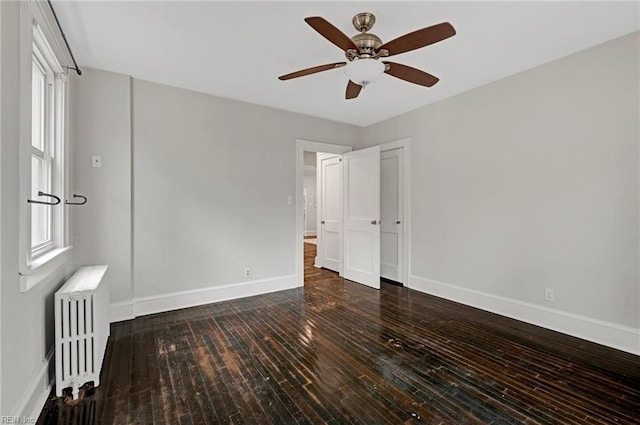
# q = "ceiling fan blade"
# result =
<box><xmin>346</xmin><ymin>80</ymin><xmax>362</xmax><ymax>99</ymax></box>
<box><xmin>383</xmin><ymin>62</ymin><xmax>439</xmax><ymax>87</ymax></box>
<box><xmin>278</xmin><ymin>62</ymin><xmax>347</xmax><ymax>80</ymax></box>
<box><xmin>378</xmin><ymin>22</ymin><xmax>456</xmax><ymax>57</ymax></box>
<box><xmin>305</xmin><ymin>17</ymin><xmax>359</xmax><ymax>52</ymax></box>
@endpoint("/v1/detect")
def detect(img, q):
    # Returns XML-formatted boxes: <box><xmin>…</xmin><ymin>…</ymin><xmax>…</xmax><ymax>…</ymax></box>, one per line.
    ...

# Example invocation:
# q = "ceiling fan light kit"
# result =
<box><xmin>344</xmin><ymin>58</ymin><xmax>385</xmax><ymax>87</ymax></box>
<box><xmin>278</xmin><ymin>12</ymin><xmax>456</xmax><ymax>99</ymax></box>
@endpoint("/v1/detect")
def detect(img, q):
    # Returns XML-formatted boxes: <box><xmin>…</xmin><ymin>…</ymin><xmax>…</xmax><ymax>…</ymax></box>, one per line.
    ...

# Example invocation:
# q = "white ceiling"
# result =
<box><xmin>53</xmin><ymin>1</ymin><xmax>640</xmax><ymax>127</ymax></box>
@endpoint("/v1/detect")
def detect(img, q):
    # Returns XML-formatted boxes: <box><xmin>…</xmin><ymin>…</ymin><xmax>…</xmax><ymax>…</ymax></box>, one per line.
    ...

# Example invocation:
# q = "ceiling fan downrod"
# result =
<box><xmin>347</xmin><ymin>13</ymin><xmax>388</xmax><ymax>60</ymax></box>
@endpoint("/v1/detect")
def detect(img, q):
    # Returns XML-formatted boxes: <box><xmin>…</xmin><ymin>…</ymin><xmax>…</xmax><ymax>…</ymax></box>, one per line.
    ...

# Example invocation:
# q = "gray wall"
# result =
<box><xmin>362</xmin><ymin>33</ymin><xmax>640</xmax><ymax>329</ymax></box>
<box><xmin>132</xmin><ymin>79</ymin><xmax>360</xmax><ymax>298</ymax></box>
<box><xmin>70</xmin><ymin>69</ymin><xmax>132</xmax><ymax>304</ymax></box>
<box><xmin>70</xmin><ymin>72</ymin><xmax>360</xmax><ymax>304</ymax></box>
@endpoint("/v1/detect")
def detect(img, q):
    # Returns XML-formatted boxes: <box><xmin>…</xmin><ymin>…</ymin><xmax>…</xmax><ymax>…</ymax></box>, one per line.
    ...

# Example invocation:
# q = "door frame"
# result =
<box><xmin>296</xmin><ymin>139</ymin><xmax>352</xmax><ymax>287</ymax></box>
<box><xmin>378</xmin><ymin>137</ymin><xmax>411</xmax><ymax>286</ymax></box>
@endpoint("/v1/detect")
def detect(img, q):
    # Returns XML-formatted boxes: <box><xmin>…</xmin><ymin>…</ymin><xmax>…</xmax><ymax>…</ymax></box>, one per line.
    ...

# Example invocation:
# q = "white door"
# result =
<box><xmin>317</xmin><ymin>153</ymin><xmax>342</xmax><ymax>272</ymax></box>
<box><xmin>380</xmin><ymin>148</ymin><xmax>404</xmax><ymax>283</ymax></box>
<box><xmin>343</xmin><ymin>146</ymin><xmax>381</xmax><ymax>289</ymax></box>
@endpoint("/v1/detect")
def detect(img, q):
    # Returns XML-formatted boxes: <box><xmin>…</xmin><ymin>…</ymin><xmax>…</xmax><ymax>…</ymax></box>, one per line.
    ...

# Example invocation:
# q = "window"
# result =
<box><xmin>29</xmin><ymin>23</ymin><xmax>66</xmax><ymax>259</ymax></box>
<box><xmin>19</xmin><ymin>5</ymin><xmax>72</xmax><ymax>292</ymax></box>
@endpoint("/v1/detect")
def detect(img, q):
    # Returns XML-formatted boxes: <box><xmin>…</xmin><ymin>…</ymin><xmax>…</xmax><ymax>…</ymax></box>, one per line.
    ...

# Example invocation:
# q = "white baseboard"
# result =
<box><xmin>13</xmin><ymin>348</ymin><xmax>53</xmax><ymax>421</ymax></box>
<box><xmin>304</xmin><ymin>231</ymin><xmax>317</xmax><ymax>237</ymax></box>
<box><xmin>409</xmin><ymin>275</ymin><xmax>640</xmax><ymax>356</ymax></box>
<box><xmin>110</xmin><ymin>300</ymin><xmax>134</xmax><ymax>323</ymax></box>
<box><xmin>109</xmin><ymin>275</ymin><xmax>298</xmax><ymax>321</ymax></box>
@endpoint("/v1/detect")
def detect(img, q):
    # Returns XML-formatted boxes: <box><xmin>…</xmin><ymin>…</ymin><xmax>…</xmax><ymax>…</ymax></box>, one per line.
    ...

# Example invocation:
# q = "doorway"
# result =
<box><xmin>295</xmin><ymin>138</ymin><xmax>410</xmax><ymax>289</ymax></box>
<box><xmin>316</xmin><ymin>152</ymin><xmax>342</xmax><ymax>273</ymax></box>
<box><xmin>303</xmin><ymin>152</ymin><xmax>318</xmax><ymax>240</ymax></box>
<box><xmin>381</xmin><ymin>147</ymin><xmax>404</xmax><ymax>284</ymax></box>
<box><xmin>379</xmin><ymin>138</ymin><xmax>411</xmax><ymax>287</ymax></box>
<box><xmin>295</xmin><ymin>140</ymin><xmax>352</xmax><ymax>287</ymax></box>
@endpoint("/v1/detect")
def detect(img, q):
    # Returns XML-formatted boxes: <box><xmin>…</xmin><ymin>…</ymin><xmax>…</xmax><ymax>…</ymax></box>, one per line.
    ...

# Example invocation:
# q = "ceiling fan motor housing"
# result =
<box><xmin>350</xmin><ymin>33</ymin><xmax>383</xmax><ymax>57</ymax></box>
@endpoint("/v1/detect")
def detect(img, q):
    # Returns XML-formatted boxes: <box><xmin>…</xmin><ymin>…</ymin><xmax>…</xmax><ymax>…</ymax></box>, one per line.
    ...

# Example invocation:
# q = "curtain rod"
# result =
<box><xmin>46</xmin><ymin>0</ymin><xmax>82</xmax><ymax>76</ymax></box>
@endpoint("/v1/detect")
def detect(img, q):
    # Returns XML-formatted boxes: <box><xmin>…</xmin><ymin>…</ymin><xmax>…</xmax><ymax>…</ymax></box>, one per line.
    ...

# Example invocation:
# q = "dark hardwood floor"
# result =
<box><xmin>38</xmin><ymin>242</ymin><xmax>640</xmax><ymax>424</ymax></box>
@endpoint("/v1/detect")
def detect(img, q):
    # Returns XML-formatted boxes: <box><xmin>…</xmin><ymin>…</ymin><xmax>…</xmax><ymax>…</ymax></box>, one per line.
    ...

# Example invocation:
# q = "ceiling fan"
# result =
<box><xmin>278</xmin><ymin>13</ymin><xmax>456</xmax><ymax>99</ymax></box>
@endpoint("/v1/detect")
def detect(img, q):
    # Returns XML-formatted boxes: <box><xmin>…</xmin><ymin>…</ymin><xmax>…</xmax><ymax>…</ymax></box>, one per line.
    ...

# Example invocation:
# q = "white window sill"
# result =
<box><xmin>20</xmin><ymin>246</ymin><xmax>73</xmax><ymax>292</ymax></box>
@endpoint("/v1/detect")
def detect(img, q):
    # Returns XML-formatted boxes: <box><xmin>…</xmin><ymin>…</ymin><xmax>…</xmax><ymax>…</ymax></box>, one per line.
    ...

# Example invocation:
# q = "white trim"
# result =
<box><xmin>378</xmin><ymin>138</ymin><xmax>411</xmax><ymax>286</ymax></box>
<box><xmin>409</xmin><ymin>274</ymin><xmax>640</xmax><ymax>355</ymax></box>
<box><xmin>19</xmin><ymin>245</ymin><xmax>72</xmax><ymax>292</ymax></box>
<box><xmin>29</xmin><ymin>0</ymin><xmax>73</xmax><ymax>68</ymax></box>
<box><xmin>122</xmin><ymin>275</ymin><xmax>298</xmax><ymax>319</ymax></box>
<box><xmin>296</xmin><ymin>140</ymin><xmax>352</xmax><ymax>287</ymax></box>
<box><xmin>18</xmin><ymin>0</ymin><xmax>32</xmax><ymax>292</ymax></box>
<box><xmin>110</xmin><ymin>300</ymin><xmax>134</xmax><ymax>323</ymax></box>
<box><xmin>32</xmin><ymin>21</ymin><xmax>61</xmax><ymax>73</ymax></box>
<box><xmin>13</xmin><ymin>347</ymin><xmax>54</xmax><ymax>421</ymax></box>
<box><xmin>304</xmin><ymin>231</ymin><xmax>316</xmax><ymax>237</ymax></box>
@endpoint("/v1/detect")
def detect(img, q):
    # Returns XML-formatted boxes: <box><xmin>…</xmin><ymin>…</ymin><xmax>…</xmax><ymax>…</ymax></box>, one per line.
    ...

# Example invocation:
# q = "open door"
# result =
<box><xmin>342</xmin><ymin>146</ymin><xmax>381</xmax><ymax>289</ymax></box>
<box><xmin>317</xmin><ymin>153</ymin><xmax>342</xmax><ymax>272</ymax></box>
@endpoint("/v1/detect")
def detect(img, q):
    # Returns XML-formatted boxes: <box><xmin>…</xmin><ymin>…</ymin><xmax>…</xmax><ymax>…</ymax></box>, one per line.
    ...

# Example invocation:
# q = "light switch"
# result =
<box><xmin>92</xmin><ymin>155</ymin><xmax>102</xmax><ymax>168</ymax></box>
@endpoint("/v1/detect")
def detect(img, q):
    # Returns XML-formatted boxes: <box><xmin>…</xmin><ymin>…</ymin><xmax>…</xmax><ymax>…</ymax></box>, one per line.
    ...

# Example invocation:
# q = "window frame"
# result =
<box><xmin>30</xmin><ymin>39</ymin><xmax>56</xmax><ymax>254</ymax></box>
<box><xmin>18</xmin><ymin>2</ymin><xmax>73</xmax><ymax>292</ymax></box>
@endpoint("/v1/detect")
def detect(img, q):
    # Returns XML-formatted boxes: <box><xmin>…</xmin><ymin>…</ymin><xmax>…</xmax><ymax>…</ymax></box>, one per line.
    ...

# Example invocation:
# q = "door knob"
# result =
<box><xmin>396</xmin><ymin>220</ymin><xmax>401</xmax><ymax>224</ymax></box>
<box><xmin>321</xmin><ymin>220</ymin><xmax>325</xmax><ymax>224</ymax></box>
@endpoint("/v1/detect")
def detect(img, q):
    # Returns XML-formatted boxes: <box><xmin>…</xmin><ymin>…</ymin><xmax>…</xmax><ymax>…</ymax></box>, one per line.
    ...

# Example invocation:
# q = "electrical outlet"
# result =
<box><xmin>244</xmin><ymin>268</ymin><xmax>252</xmax><ymax>278</ymax></box>
<box><xmin>544</xmin><ymin>288</ymin><xmax>555</xmax><ymax>302</ymax></box>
